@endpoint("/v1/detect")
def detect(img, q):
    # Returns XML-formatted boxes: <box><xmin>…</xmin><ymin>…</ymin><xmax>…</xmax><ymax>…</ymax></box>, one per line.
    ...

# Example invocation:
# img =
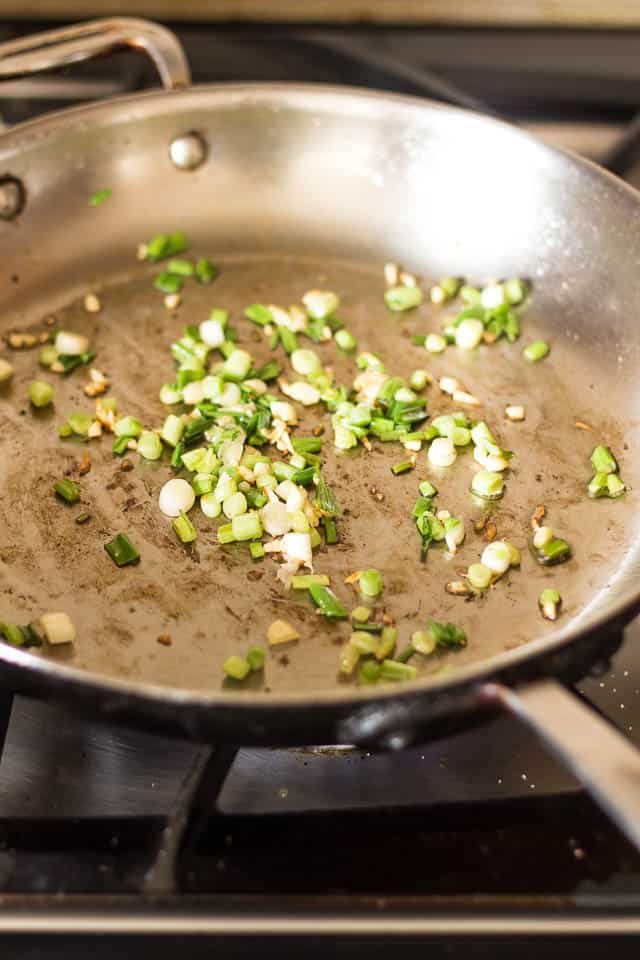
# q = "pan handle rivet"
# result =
<box><xmin>169</xmin><ymin>132</ymin><xmax>207</xmax><ymax>171</ymax></box>
<box><xmin>0</xmin><ymin>176</ymin><xmax>25</xmax><ymax>220</ymax></box>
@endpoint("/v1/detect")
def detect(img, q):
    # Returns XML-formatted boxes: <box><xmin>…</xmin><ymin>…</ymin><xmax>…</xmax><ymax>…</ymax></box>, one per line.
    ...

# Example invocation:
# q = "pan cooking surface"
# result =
<box><xmin>0</xmin><ymin>253</ymin><xmax>636</xmax><ymax>695</ymax></box>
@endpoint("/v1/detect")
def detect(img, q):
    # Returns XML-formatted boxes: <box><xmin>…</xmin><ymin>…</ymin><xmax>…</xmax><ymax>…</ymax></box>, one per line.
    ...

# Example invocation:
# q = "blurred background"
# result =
<box><xmin>1</xmin><ymin>3</ymin><xmax>640</xmax><ymax>180</ymax></box>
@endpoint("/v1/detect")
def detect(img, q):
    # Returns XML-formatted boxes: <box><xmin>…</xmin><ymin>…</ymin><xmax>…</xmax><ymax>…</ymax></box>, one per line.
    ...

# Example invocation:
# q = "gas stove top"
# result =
<box><xmin>1</xmin><ymin>19</ymin><xmax>640</xmax><ymax>956</ymax></box>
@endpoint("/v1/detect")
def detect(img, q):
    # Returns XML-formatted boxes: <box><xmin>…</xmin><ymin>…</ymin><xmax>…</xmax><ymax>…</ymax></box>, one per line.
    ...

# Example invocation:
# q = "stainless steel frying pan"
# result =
<box><xmin>1</xmin><ymin>19</ymin><xmax>640</xmax><ymax>849</ymax></box>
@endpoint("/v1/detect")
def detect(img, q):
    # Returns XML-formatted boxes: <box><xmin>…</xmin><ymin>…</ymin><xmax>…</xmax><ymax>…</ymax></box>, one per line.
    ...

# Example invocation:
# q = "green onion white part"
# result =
<box><xmin>302</xmin><ymin>290</ymin><xmax>339</xmax><ymax>321</ymax></box>
<box><xmin>533</xmin><ymin>525</ymin><xmax>553</xmax><ymax>549</ymax></box>
<box><xmin>55</xmin><ymin>330</ymin><xmax>89</xmax><ymax>356</ymax></box>
<box><xmin>159</xmin><ymin>478</ymin><xmax>196</xmax><ymax>518</ymax></box>
<box><xmin>425</xmin><ymin>333</ymin><xmax>447</xmax><ymax>354</ymax></box>
<box><xmin>38</xmin><ymin>612</ymin><xmax>76</xmax><ymax>645</ymax></box>
<box><xmin>455</xmin><ymin>317</ymin><xmax>484</xmax><ymax>350</ymax></box>
<box><xmin>428</xmin><ymin>437</ymin><xmax>457</xmax><ymax>468</ymax></box>
<box><xmin>480</xmin><ymin>541</ymin><xmax>512</xmax><ymax>576</ymax></box>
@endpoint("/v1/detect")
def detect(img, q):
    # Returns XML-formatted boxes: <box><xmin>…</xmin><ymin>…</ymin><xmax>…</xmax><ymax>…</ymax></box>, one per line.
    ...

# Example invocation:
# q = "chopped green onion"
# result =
<box><xmin>192</xmin><ymin>474</ymin><xmax>214</xmax><ymax>496</ymax></box>
<box><xmin>161</xmin><ymin>414</ymin><xmax>184</xmax><ymax>447</ymax></box>
<box><xmin>145</xmin><ymin>231</ymin><xmax>188</xmax><ymax>262</ymax></box>
<box><xmin>223</xmin><ymin>348</ymin><xmax>252</xmax><ymax>381</ymax></box>
<box><xmin>154</xmin><ymin>272</ymin><xmax>183</xmax><ymax>294</ymax></box>
<box><xmin>530</xmin><ymin>536</ymin><xmax>571</xmax><ymax>566</ymax></box>
<box><xmin>75</xmin><ymin>511</ymin><xmax>91</xmax><ymax>524</ymax></box>
<box><xmin>303</xmin><ymin>289</ymin><xmax>339</xmax><ymax>320</ymax></box>
<box><xmin>309</xmin><ymin>583</ymin><xmax>348</xmax><ymax>619</ymax></box>
<box><xmin>57</xmin><ymin>351</ymin><xmax>96</xmax><ymax>376</ymax></box>
<box><xmin>351</xmin><ymin>605</ymin><xmax>371</xmax><ymax>623</ymax></box>
<box><xmin>255</xmin><ymin>360</ymin><xmax>281</xmax><ymax>382</ymax></box>
<box><xmin>359</xmin><ymin>568</ymin><xmax>383</xmax><ymax>598</ymax></box>
<box><xmin>504</xmin><ymin>277</ymin><xmax>526</xmax><ymax>305</ymax></box>
<box><xmin>384</xmin><ymin>285</ymin><xmax>424</xmax><ymax>312</ymax></box>
<box><xmin>247</xmin><ymin>645</ymin><xmax>265</xmax><ymax>670</ymax></box>
<box><xmin>195</xmin><ymin>258</ymin><xmax>218</xmax><ymax>284</ymax></box>
<box><xmin>112</xmin><ymin>435</ymin><xmax>130</xmax><ymax>456</ymax></box>
<box><xmin>425</xmin><ymin>333</ymin><xmax>447</xmax><ymax>354</ymax></box>
<box><xmin>471</xmin><ymin>470</ymin><xmax>505</xmax><ymax>501</ymax></box>
<box><xmin>67</xmin><ymin>412</ymin><xmax>93</xmax><ymax>436</ymax></box>
<box><xmin>315</xmin><ymin>471</ymin><xmax>342</xmax><ymax>517</ymax></box>
<box><xmin>380</xmin><ymin>659</ymin><xmax>418</xmax><ymax>682</ymax></box>
<box><xmin>359</xmin><ymin>660</ymin><xmax>381</xmax><ymax>685</ymax></box>
<box><xmin>335</xmin><ymin>329</ymin><xmax>357</xmax><ymax>352</ymax></box>
<box><xmin>249</xmin><ymin>542</ymin><xmax>265</xmax><ymax>561</ymax></box>
<box><xmin>89</xmin><ymin>188</ymin><xmax>112</xmax><ymax>206</ymax></box>
<box><xmin>138</xmin><ymin>431</ymin><xmax>163</xmax><ymax>461</ymax></box>
<box><xmin>293</xmin><ymin>437</ymin><xmax>323</xmax><ymax>455</ymax></box>
<box><xmin>418</xmin><ymin>479</ymin><xmax>437</xmax><ymax>498</ymax></box>
<box><xmin>428</xmin><ymin>618</ymin><xmax>467</xmax><ymax>648</ymax></box>
<box><xmin>523</xmin><ymin>340</ymin><xmax>550</xmax><ymax>362</ymax></box>
<box><xmin>440</xmin><ymin>276</ymin><xmax>461</xmax><ymax>299</ymax></box>
<box><xmin>411</xmin><ymin>630</ymin><xmax>437</xmax><ymax>656</ymax></box>
<box><xmin>173</xmin><ymin>510</ymin><xmax>197</xmax><ymax>544</ymax></box>
<box><xmin>460</xmin><ymin>285</ymin><xmax>481</xmax><ymax>305</ymax></box>
<box><xmin>0</xmin><ymin>622</ymin><xmax>25</xmax><ymax>646</ymax></box>
<box><xmin>290</xmin><ymin>466</ymin><xmax>316</xmax><ymax>487</ymax></box>
<box><xmin>167</xmin><ymin>258</ymin><xmax>194</xmax><ymax>277</ymax></box>
<box><xmin>375</xmin><ymin>626</ymin><xmax>397</xmax><ymax>661</ymax></box>
<box><xmin>114</xmin><ymin>415</ymin><xmax>142</xmax><ymax>438</ymax></box>
<box><xmin>339</xmin><ymin>643</ymin><xmax>360</xmax><ymax>675</ymax></box>
<box><xmin>322</xmin><ymin>516</ymin><xmax>339</xmax><ymax>545</ymax></box>
<box><xmin>412</xmin><ymin>335</ymin><xmax>426</xmax><ymax>347</ymax></box>
<box><xmin>217</xmin><ymin>523</ymin><xmax>235</xmax><ymax>544</ymax></box>
<box><xmin>409</xmin><ymin>369</ymin><xmax>429</xmax><ymax>391</ymax></box>
<box><xmin>539</xmin><ymin>587</ymin><xmax>562</xmax><ymax>621</ymax></box>
<box><xmin>350</xmin><ymin>631</ymin><xmax>380</xmax><ymax>655</ymax></box>
<box><xmin>39</xmin><ymin>345</ymin><xmax>57</xmax><ymax>367</ymax></box>
<box><xmin>607</xmin><ymin>474</ymin><xmax>626</xmax><ymax>498</ymax></box>
<box><xmin>291</xmin><ymin>574</ymin><xmax>330</xmax><ymax>589</ymax></box>
<box><xmin>591</xmin><ymin>445</ymin><xmax>618</xmax><ymax>475</ymax></box>
<box><xmin>223</xmin><ymin>492</ymin><xmax>248</xmax><ymax>519</ymax></box>
<box><xmin>467</xmin><ymin>562</ymin><xmax>492</xmax><ymax>590</ymax></box>
<box><xmin>278</xmin><ymin>327</ymin><xmax>298</xmax><ymax>354</ymax></box>
<box><xmin>587</xmin><ymin>472</ymin><xmax>608</xmax><ymax>498</ymax></box>
<box><xmin>396</xmin><ymin>646</ymin><xmax>416</xmax><ymax>664</ymax></box>
<box><xmin>291</xmin><ymin>348</ymin><xmax>321</xmax><ymax>377</ymax></box>
<box><xmin>231</xmin><ymin>511</ymin><xmax>262</xmax><ymax>541</ymax></box>
<box><xmin>223</xmin><ymin>655</ymin><xmax>251</xmax><ymax>680</ymax></box>
<box><xmin>391</xmin><ymin>460</ymin><xmax>414</xmax><ymax>476</ymax></box>
<box><xmin>104</xmin><ymin>533</ymin><xmax>140</xmax><ymax>567</ymax></box>
<box><xmin>29</xmin><ymin>380</ymin><xmax>54</xmax><ymax>407</ymax></box>
<box><xmin>54</xmin><ymin>478</ymin><xmax>80</xmax><ymax>503</ymax></box>
<box><xmin>245</xmin><ymin>304</ymin><xmax>273</xmax><ymax>327</ymax></box>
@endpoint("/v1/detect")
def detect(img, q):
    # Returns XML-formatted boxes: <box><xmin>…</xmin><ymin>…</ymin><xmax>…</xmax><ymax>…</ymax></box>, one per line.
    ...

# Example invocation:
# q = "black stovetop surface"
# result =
<box><xmin>1</xmin><ymin>18</ymin><xmax>640</xmax><ymax>954</ymax></box>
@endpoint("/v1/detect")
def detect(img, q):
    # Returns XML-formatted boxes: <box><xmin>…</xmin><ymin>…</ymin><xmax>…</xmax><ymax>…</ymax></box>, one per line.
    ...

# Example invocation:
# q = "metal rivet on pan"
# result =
<box><xmin>169</xmin><ymin>132</ymin><xmax>207</xmax><ymax>171</ymax></box>
<box><xmin>0</xmin><ymin>176</ymin><xmax>25</xmax><ymax>220</ymax></box>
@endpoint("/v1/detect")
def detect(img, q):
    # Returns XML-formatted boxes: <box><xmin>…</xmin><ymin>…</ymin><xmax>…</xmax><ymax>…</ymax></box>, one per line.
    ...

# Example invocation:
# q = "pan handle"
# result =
<box><xmin>0</xmin><ymin>18</ymin><xmax>190</xmax><ymax>91</ymax></box>
<box><xmin>484</xmin><ymin>678</ymin><xmax>640</xmax><ymax>850</ymax></box>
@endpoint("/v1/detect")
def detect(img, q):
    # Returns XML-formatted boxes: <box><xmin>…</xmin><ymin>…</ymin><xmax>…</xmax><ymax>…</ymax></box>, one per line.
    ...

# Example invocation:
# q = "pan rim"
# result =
<box><xmin>0</xmin><ymin>80</ymin><xmax>639</xmax><ymax>712</ymax></box>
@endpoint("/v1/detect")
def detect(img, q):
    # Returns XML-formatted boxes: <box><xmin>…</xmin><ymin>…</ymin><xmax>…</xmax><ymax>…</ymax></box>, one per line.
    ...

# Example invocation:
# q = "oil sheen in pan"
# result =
<box><xmin>0</xmin><ymin>254</ymin><xmax>634</xmax><ymax>695</ymax></box>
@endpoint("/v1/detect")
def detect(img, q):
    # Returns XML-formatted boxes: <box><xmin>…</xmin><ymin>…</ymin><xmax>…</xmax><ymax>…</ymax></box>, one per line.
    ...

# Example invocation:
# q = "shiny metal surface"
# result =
<box><xmin>0</xmin><ymin>18</ymin><xmax>190</xmax><ymax>91</ymax></box>
<box><xmin>0</xmin><ymin>21</ymin><xmax>640</xmax><ymax>844</ymax></box>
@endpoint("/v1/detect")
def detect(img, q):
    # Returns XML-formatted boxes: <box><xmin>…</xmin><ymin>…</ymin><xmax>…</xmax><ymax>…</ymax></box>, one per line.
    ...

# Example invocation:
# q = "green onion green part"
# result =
<box><xmin>591</xmin><ymin>445</ymin><xmax>617</xmax><ymax>475</ymax></box>
<box><xmin>523</xmin><ymin>340</ymin><xmax>550</xmax><ymax>362</ymax></box>
<box><xmin>89</xmin><ymin>188</ymin><xmax>112</xmax><ymax>207</ymax></box>
<box><xmin>104</xmin><ymin>533</ymin><xmax>140</xmax><ymax>567</ymax></box>
<box><xmin>384</xmin><ymin>285</ymin><xmax>424</xmax><ymax>312</ymax></box>
<box><xmin>223</xmin><ymin>655</ymin><xmax>251</xmax><ymax>681</ymax></box>
<box><xmin>173</xmin><ymin>511</ymin><xmax>197</xmax><ymax>544</ymax></box>
<box><xmin>54</xmin><ymin>478</ymin><xmax>80</xmax><ymax>503</ymax></box>
<box><xmin>309</xmin><ymin>584</ymin><xmax>348</xmax><ymax>619</ymax></box>
<box><xmin>29</xmin><ymin>380</ymin><xmax>54</xmax><ymax>408</ymax></box>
